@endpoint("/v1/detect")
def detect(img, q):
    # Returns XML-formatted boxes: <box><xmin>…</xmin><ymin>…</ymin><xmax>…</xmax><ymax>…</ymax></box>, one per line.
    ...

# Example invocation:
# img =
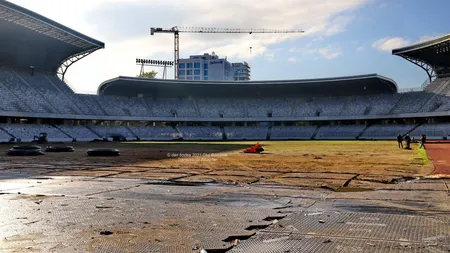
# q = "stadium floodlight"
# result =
<box><xmin>135</xmin><ymin>58</ymin><xmax>174</xmax><ymax>79</ymax></box>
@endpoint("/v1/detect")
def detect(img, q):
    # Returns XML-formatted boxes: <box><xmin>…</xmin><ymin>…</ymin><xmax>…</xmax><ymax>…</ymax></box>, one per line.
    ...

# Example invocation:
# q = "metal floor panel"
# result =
<box><xmin>262</xmin><ymin>211</ymin><xmax>450</xmax><ymax>245</ymax></box>
<box><xmin>229</xmin><ymin>232</ymin><xmax>450</xmax><ymax>253</ymax></box>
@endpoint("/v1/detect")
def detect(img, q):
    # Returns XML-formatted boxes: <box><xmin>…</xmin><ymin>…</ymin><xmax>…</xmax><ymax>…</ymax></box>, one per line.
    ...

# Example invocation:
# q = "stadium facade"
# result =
<box><xmin>1</xmin><ymin>1</ymin><xmax>450</xmax><ymax>142</ymax></box>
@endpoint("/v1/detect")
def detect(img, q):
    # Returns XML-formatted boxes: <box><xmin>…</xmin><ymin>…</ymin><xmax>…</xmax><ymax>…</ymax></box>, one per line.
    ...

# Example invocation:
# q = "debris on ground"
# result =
<box><xmin>323</xmin><ymin>239</ymin><xmax>332</xmax><ymax>243</ymax></box>
<box><xmin>319</xmin><ymin>220</ymin><xmax>325</xmax><ymax>223</ymax></box>
<box><xmin>100</xmin><ymin>230</ymin><xmax>113</xmax><ymax>235</ymax></box>
<box><xmin>96</xmin><ymin>205</ymin><xmax>113</xmax><ymax>209</ymax></box>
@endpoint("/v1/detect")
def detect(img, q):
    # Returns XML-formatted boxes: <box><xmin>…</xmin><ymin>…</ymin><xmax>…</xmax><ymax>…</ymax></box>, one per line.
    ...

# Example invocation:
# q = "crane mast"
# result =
<box><xmin>150</xmin><ymin>26</ymin><xmax>304</xmax><ymax>79</ymax></box>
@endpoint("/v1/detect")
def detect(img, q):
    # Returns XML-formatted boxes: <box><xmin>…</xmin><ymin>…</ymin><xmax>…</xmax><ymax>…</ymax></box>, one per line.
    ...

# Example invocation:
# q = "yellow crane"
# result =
<box><xmin>150</xmin><ymin>26</ymin><xmax>304</xmax><ymax>79</ymax></box>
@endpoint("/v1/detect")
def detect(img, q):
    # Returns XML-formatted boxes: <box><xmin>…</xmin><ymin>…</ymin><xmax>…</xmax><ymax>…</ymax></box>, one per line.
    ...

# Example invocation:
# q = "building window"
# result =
<box><xmin>187</xmin><ymin>63</ymin><xmax>193</xmax><ymax>68</ymax></box>
<box><xmin>179</xmin><ymin>70</ymin><xmax>185</xmax><ymax>75</ymax></box>
<box><xmin>194</xmin><ymin>62</ymin><xmax>201</xmax><ymax>68</ymax></box>
<box><xmin>194</xmin><ymin>76</ymin><xmax>201</xmax><ymax>80</ymax></box>
<box><xmin>187</xmin><ymin>76</ymin><xmax>193</xmax><ymax>80</ymax></box>
<box><xmin>203</xmin><ymin>76</ymin><xmax>208</xmax><ymax>80</ymax></box>
<box><xmin>179</xmin><ymin>63</ymin><xmax>185</xmax><ymax>69</ymax></box>
<box><xmin>204</xmin><ymin>70</ymin><xmax>208</xmax><ymax>76</ymax></box>
<box><xmin>187</xmin><ymin>70</ymin><xmax>192</xmax><ymax>75</ymax></box>
<box><xmin>204</xmin><ymin>63</ymin><xmax>208</xmax><ymax>70</ymax></box>
<box><xmin>194</xmin><ymin>69</ymin><xmax>200</xmax><ymax>75</ymax></box>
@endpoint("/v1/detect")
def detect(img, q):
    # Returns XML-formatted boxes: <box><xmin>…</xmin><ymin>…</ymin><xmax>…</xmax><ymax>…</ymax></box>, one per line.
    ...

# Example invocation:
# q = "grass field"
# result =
<box><xmin>1</xmin><ymin>140</ymin><xmax>434</xmax><ymax>190</ymax></box>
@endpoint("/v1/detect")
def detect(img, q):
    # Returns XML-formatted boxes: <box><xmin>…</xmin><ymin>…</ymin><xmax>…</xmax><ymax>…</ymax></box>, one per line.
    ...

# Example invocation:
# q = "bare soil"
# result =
<box><xmin>0</xmin><ymin>140</ymin><xmax>434</xmax><ymax>189</ymax></box>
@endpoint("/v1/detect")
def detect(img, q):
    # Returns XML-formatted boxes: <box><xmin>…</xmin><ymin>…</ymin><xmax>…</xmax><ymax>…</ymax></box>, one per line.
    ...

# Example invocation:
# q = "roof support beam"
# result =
<box><xmin>57</xmin><ymin>48</ymin><xmax>99</xmax><ymax>82</ymax></box>
<box><xmin>397</xmin><ymin>55</ymin><xmax>436</xmax><ymax>83</ymax></box>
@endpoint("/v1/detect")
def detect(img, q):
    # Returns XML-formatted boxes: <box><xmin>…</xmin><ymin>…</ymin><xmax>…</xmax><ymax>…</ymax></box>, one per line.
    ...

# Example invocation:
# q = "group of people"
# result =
<box><xmin>396</xmin><ymin>134</ymin><xmax>426</xmax><ymax>149</ymax></box>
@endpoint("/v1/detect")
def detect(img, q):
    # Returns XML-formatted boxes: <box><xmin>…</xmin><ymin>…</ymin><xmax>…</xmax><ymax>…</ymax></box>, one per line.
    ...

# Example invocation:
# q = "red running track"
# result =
<box><xmin>426</xmin><ymin>143</ymin><xmax>450</xmax><ymax>175</ymax></box>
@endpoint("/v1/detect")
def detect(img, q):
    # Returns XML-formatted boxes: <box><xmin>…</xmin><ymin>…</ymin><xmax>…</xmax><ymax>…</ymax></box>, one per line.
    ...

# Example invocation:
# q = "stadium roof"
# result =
<box><xmin>0</xmin><ymin>1</ymin><xmax>104</xmax><ymax>75</ymax></box>
<box><xmin>98</xmin><ymin>74</ymin><xmax>398</xmax><ymax>98</ymax></box>
<box><xmin>392</xmin><ymin>34</ymin><xmax>450</xmax><ymax>81</ymax></box>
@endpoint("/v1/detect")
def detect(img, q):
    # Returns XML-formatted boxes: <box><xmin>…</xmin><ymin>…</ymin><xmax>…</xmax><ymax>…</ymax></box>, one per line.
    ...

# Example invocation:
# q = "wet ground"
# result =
<box><xmin>1</xmin><ymin>173</ymin><xmax>450</xmax><ymax>252</ymax></box>
<box><xmin>0</xmin><ymin>142</ymin><xmax>449</xmax><ymax>252</ymax></box>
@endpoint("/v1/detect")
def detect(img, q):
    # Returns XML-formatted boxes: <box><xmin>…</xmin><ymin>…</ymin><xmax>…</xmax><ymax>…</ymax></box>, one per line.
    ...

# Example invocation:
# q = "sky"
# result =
<box><xmin>7</xmin><ymin>0</ymin><xmax>450</xmax><ymax>94</ymax></box>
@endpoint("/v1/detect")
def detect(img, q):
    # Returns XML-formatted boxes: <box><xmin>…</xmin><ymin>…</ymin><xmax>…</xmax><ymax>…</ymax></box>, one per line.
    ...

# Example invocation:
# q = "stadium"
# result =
<box><xmin>1</xmin><ymin>1</ymin><xmax>450</xmax><ymax>253</ymax></box>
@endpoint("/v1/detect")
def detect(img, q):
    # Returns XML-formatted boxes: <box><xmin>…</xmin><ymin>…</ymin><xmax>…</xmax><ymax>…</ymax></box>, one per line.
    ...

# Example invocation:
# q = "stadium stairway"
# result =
<box><xmin>140</xmin><ymin>98</ymin><xmax>153</xmax><ymax>117</ymax></box>
<box><xmin>290</xmin><ymin>100</ymin><xmax>297</xmax><ymax>116</ymax></box>
<box><xmin>244</xmin><ymin>100</ymin><xmax>249</xmax><ymax>117</ymax></box>
<box><xmin>311</xmin><ymin>125</ymin><xmax>321</xmax><ymax>140</ymax></box>
<box><xmin>46</xmin><ymin>75</ymin><xmax>96</xmax><ymax>115</ymax></box>
<box><xmin>172</xmin><ymin>126</ymin><xmax>181</xmax><ymax>137</ymax></box>
<box><xmin>418</xmin><ymin>79</ymin><xmax>450</xmax><ymax>112</ymax></box>
<box><xmin>85</xmin><ymin>125</ymin><xmax>102</xmax><ymax>139</ymax></box>
<box><xmin>0</xmin><ymin>125</ymin><xmax>15</xmax><ymax>140</ymax></box>
<box><xmin>0</xmin><ymin>80</ymin><xmax>33</xmax><ymax>112</ymax></box>
<box><xmin>220</xmin><ymin>126</ymin><xmax>227</xmax><ymax>140</ymax></box>
<box><xmin>406</xmin><ymin>123</ymin><xmax>422</xmax><ymax>135</ymax></box>
<box><xmin>266</xmin><ymin>125</ymin><xmax>272</xmax><ymax>140</ymax></box>
<box><xmin>13</xmin><ymin>69</ymin><xmax>59</xmax><ymax>113</ymax></box>
<box><xmin>193</xmin><ymin>99</ymin><xmax>201</xmax><ymax>117</ymax></box>
<box><xmin>357</xmin><ymin>124</ymin><xmax>371</xmax><ymax>139</ymax></box>
<box><xmin>388</xmin><ymin>93</ymin><xmax>405</xmax><ymax>114</ymax></box>
<box><xmin>125</xmin><ymin>125</ymin><xmax>139</xmax><ymax>139</ymax></box>
<box><xmin>51</xmin><ymin>124</ymin><xmax>74</xmax><ymax>140</ymax></box>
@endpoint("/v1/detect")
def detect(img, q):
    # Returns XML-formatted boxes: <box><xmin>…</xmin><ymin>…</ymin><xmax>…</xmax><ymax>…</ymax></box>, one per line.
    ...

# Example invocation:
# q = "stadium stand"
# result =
<box><xmin>247</xmin><ymin>99</ymin><xmax>294</xmax><ymax>117</ymax></box>
<box><xmin>88</xmin><ymin>125</ymin><xmax>136</xmax><ymax>139</ymax></box>
<box><xmin>177</xmin><ymin>126</ymin><xmax>223</xmax><ymax>140</ymax></box>
<box><xmin>0</xmin><ymin>123</ymin><xmax>71</xmax><ymax>142</ymax></box>
<box><xmin>147</xmin><ymin>98</ymin><xmax>197</xmax><ymax>117</ymax></box>
<box><xmin>225</xmin><ymin>126</ymin><xmax>268</xmax><ymax>140</ymax></box>
<box><xmin>1</xmin><ymin>1</ymin><xmax>450</xmax><ymax>142</ymax></box>
<box><xmin>127</xmin><ymin>126</ymin><xmax>179</xmax><ymax>140</ymax></box>
<box><xmin>409</xmin><ymin>123</ymin><xmax>450</xmax><ymax>139</ymax></box>
<box><xmin>197</xmin><ymin>98</ymin><xmax>245</xmax><ymax>118</ymax></box>
<box><xmin>0</xmin><ymin>67</ymin><xmax>57</xmax><ymax>113</ymax></box>
<box><xmin>361</xmin><ymin>124</ymin><xmax>417</xmax><ymax>139</ymax></box>
<box><xmin>315</xmin><ymin>125</ymin><xmax>366</xmax><ymax>140</ymax></box>
<box><xmin>271</xmin><ymin>126</ymin><xmax>317</xmax><ymax>140</ymax></box>
<box><xmin>55</xmin><ymin>125</ymin><xmax>100</xmax><ymax>141</ymax></box>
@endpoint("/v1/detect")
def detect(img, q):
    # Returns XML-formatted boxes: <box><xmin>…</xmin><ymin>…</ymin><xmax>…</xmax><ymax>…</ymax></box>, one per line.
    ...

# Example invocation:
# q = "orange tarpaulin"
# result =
<box><xmin>243</xmin><ymin>142</ymin><xmax>264</xmax><ymax>153</ymax></box>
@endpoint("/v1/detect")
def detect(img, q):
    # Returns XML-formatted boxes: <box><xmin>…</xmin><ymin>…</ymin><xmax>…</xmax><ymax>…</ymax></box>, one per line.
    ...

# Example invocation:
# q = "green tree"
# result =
<box><xmin>138</xmin><ymin>70</ymin><xmax>158</xmax><ymax>78</ymax></box>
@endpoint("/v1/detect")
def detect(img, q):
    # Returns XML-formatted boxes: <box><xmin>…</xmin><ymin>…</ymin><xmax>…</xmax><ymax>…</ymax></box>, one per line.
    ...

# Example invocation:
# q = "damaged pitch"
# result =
<box><xmin>1</xmin><ymin>174</ymin><xmax>450</xmax><ymax>252</ymax></box>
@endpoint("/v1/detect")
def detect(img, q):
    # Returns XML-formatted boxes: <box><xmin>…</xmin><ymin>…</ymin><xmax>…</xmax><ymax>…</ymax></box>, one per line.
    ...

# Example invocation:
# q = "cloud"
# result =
<box><xmin>372</xmin><ymin>37</ymin><xmax>410</xmax><ymax>52</ymax></box>
<box><xmin>8</xmin><ymin>0</ymin><xmax>370</xmax><ymax>93</ymax></box>
<box><xmin>307</xmin><ymin>46</ymin><xmax>342</xmax><ymax>60</ymax></box>
<box><xmin>288</xmin><ymin>57</ymin><xmax>300</xmax><ymax>62</ymax></box>
<box><xmin>356</xmin><ymin>46</ymin><xmax>364</xmax><ymax>52</ymax></box>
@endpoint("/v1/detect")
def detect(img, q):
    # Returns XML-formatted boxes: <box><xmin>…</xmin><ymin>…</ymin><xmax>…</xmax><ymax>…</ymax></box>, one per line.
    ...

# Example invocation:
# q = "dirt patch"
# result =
<box><xmin>0</xmin><ymin>141</ymin><xmax>432</xmax><ymax>189</ymax></box>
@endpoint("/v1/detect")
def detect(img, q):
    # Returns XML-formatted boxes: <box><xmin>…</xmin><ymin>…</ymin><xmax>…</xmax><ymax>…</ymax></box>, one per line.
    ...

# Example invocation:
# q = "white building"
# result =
<box><xmin>232</xmin><ymin>62</ymin><xmax>251</xmax><ymax>81</ymax></box>
<box><xmin>178</xmin><ymin>53</ymin><xmax>250</xmax><ymax>81</ymax></box>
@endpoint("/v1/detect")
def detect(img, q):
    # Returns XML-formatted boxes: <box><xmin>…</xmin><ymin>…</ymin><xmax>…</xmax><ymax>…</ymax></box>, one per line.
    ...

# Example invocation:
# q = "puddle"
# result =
<box><xmin>0</xmin><ymin>172</ymin><xmax>32</xmax><ymax>180</ymax></box>
<box><xmin>334</xmin><ymin>187</ymin><xmax>374</xmax><ymax>192</ymax></box>
<box><xmin>140</xmin><ymin>180</ymin><xmax>215</xmax><ymax>187</ymax></box>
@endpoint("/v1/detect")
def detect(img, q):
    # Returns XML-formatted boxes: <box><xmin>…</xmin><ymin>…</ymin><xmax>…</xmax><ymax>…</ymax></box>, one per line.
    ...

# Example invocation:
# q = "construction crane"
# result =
<box><xmin>150</xmin><ymin>26</ymin><xmax>304</xmax><ymax>79</ymax></box>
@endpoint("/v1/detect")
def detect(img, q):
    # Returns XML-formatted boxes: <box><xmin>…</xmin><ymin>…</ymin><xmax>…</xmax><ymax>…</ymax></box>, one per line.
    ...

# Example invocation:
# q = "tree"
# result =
<box><xmin>138</xmin><ymin>70</ymin><xmax>158</xmax><ymax>79</ymax></box>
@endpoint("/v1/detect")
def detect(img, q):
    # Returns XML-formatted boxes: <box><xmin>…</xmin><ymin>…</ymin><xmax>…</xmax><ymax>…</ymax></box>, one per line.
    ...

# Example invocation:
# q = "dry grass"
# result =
<box><xmin>0</xmin><ymin>140</ymin><xmax>434</xmax><ymax>189</ymax></box>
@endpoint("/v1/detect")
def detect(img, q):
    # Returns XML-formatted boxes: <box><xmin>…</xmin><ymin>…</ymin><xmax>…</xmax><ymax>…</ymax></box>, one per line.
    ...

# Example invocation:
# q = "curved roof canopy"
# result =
<box><xmin>392</xmin><ymin>34</ymin><xmax>450</xmax><ymax>81</ymax></box>
<box><xmin>99</xmin><ymin>74</ymin><xmax>398</xmax><ymax>98</ymax></box>
<box><xmin>0</xmin><ymin>1</ymin><xmax>104</xmax><ymax>74</ymax></box>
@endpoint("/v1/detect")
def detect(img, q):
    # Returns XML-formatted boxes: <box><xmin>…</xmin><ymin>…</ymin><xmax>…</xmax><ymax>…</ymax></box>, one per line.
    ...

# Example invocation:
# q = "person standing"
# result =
<box><xmin>419</xmin><ymin>134</ymin><xmax>426</xmax><ymax>149</ymax></box>
<box><xmin>396</xmin><ymin>134</ymin><xmax>403</xmax><ymax>148</ymax></box>
<box><xmin>404</xmin><ymin>134</ymin><xmax>411</xmax><ymax>149</ymax></box>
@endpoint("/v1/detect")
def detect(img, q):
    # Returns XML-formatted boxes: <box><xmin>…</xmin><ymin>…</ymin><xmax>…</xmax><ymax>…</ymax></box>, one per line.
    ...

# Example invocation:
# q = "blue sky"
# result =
<box><xmin>8</xmin><ymin>0</ymin><xmax>450</xmax><ymax>93</ymax></box>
